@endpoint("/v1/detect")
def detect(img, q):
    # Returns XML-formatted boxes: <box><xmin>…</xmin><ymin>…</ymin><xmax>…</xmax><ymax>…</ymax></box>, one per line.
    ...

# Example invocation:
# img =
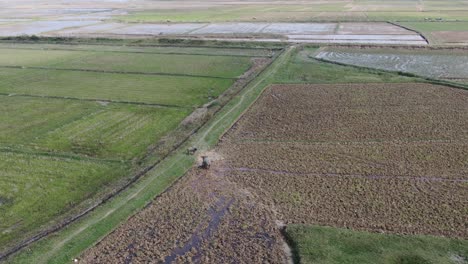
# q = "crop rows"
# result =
<box><xmin>0</xmin><ymin>68</ymin><xmax>234</xmax><ymax>107</ymax></box>
<box><xmin>226</xmin><ymin>83</ymin><xmax>468</xmax><ymax>142</ymax></box>
<box><xmin>0</xmin><ymin>151</ymin><xmax>128</xmax><ymax>248</ymax></box>
<box><xmin>218</xmin><ymin>83</ymin><xmax>468</xmax><ymax>238</ymax></box>
<box><xmin>0</xmin><ymin>96</ymin><xmax>189</xmax><ymax>159</ymax></box>
<box><xmin>81</xmin><ymin>167</ymin><xmax>286</xmax><ymax>263</ymax></box>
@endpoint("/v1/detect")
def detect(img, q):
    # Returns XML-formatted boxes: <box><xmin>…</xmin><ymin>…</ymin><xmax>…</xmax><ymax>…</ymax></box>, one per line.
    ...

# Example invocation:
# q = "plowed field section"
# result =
<box><xmin>219</xmin><ymin>83</ymin><xmax>468</xmax><ymax>237</ymax></box>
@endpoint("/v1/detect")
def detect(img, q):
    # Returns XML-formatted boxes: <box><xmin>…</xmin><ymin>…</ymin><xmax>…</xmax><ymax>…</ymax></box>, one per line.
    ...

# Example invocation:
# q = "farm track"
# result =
<box><xmin>0</xmin><ymin>47</ymin><xmax>287</xmax><ymax>263</ymax></box>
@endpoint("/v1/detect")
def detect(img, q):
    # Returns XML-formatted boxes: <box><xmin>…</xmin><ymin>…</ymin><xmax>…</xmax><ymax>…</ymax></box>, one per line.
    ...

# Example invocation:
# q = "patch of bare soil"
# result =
<box><xmin>432</xmin><ymin>31</ymin><xmax>468</xmax><ymax>44</ymax></box>
<box><xmin>224</xmin><ymin>83</ymin><xmax>468</xmax><ymax>142</ymax></box>
<box><xmin>218</xmin><ymin>83</ymin><xmax>468</xmax><ymax>238</ymax></box>
<box><xmin>80</xmin><ymin>158</ymin><xmax>287</xmax><ymax>263</ymax></box>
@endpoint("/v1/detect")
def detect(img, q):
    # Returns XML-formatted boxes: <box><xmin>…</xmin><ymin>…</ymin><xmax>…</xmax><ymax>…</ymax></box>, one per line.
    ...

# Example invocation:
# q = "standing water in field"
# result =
<box><xmin>316</xmin><ymin>49</ymin><xmax>468</xmax><ymax>80</ymax></box>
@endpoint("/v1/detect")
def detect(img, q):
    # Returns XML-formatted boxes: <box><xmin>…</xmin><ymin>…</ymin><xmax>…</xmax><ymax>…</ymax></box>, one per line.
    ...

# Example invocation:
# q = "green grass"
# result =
<box><xmin>0</xmin><ymin>48</ymin><xmax>252</xmax><ymax>78</ymax></box>
<box><xmin>0</xmin><ymin>68</ymin><xmax>234</xmax><ymax>106</ymax></box>
<box><xmin>36</xmin><ymin>104</ymin><xmax>189</xmax><ymax>160</ymax></box>
<box><xmin>274</xmin><ymin>48</ymin><xmax>414</xmax><ymax>84</ymax></box>
<box><xmin>51</xmin><ymin>52</ymin><xmax>252</xmax><ymax>78</ymax></box>
<box><xmin>286</xmin><ymin>225</ymin><xmax>468</xmax><ymax>264</ymax></box>
<box><xmin>118</xmin><ymin>1</ymin><xmax>468</xmax><ymax>23</ymax></box>
<box><xmin>0</xmin><ymin>96</ymin><xmax>100</xmax><ymax>145</ymax></box>
<box><xmin>120</xmin><ymin>4</ymin><xmax>347</xmax><ymax>22</ymax></box>
<box><xmin>365</xmin><ymin>11</ymin><xmax>468</xmax><ymax>22</ymax></box>
<box><xmin>401</xmin><ymin>22</ymin><xmax>468</xmax><ymax>32</ymax></box>
<box><xmin>0</xmin><ymin>151</ymin><xmax>129</xmax><ymax>251</ymax></box>
<box><xmin>0</xmin><ymin>96</ymin><xmax>189</xmax><ymax>159</ymax></box>
<box><xmin>0</xmin><ymin>48</ymin><xmax>83</xmax><ymax>67</ymax></box>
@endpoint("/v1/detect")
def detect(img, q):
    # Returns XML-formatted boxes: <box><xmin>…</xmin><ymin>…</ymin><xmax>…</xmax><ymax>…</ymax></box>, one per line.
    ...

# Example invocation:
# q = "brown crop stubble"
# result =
<box><xmin>81</xmin><ymin>165</ymin><xmax>287</xmax><ymax>263</ymax></box>
<box><xmin>218</xmin><ymin>83</ymin><xmax>468</xmax><ymax>238</ymax></box>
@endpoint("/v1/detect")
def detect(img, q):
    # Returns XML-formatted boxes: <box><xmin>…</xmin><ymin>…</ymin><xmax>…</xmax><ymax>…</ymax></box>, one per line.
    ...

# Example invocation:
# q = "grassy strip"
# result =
<box><xmin>285</xmin><ymin>225</ymin><xmax>468</xmax><ymax>264</ymax></box>
<box><xmin>4</xmin><ymin>46</ymin><xmax>292</xmax><ymax>264</ymax></box>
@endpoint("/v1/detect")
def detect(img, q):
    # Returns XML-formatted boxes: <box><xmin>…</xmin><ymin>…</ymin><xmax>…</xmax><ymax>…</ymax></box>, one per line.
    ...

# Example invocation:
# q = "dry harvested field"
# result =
<box><xmin>432</xmin><ymin>31</ymin><xmax>468</xmax><ymax>45</ymax></box>
<box><xmin>81</xmin><ymin>164</ymin><xmax>287</xmax><ymax>263</ymax></box>
<box><xmin>219</xmin><ymin>83</ymin><xmax>468</xmax><ymax>238</ymax></box>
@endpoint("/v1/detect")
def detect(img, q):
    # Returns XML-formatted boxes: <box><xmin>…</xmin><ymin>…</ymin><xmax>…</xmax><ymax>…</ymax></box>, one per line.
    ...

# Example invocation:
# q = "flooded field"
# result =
<box><xmin>0</xmin><ymin>20</ymin><xmax>99</xmax><ymax>36</ymax></box>
<box><xmin>35</xmin><ymin>22</ymin><xmax>426</xmax><ymax>45</ymax></box>
<box><xmin>316</xmin><ymin>48</ymin><xmax>468</xmax><ymax>80</ymax></box>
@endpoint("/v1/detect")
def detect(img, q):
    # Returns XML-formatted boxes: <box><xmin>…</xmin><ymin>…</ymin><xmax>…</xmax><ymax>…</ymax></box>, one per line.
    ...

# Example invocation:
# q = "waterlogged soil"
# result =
<box><xmin>316</xmin><ymin>49</ymin><xmax>468</xmax><ymax>79</ymax></box>
<box><xmin>218</xmin><ymin>83</ymin><xmax>468</xmax><ymax>238</ymax></box>
<box><xmin>81</xmin><ymin>164</ymin><xmax>287</xmax><ymax>263</ymax></box>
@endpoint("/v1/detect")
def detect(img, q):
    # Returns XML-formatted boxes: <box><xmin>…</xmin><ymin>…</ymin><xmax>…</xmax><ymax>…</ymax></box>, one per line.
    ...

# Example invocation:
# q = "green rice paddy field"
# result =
<box><xmin>0</xmin><ymin>43</ymin><xmax>258</xmax><ymax>252</ymax></box>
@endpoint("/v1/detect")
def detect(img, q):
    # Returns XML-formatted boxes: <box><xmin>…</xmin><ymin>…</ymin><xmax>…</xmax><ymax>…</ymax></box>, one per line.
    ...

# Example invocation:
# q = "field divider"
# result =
<box><xmin>0</xmin><ymin>38</ymin><xmax>283</xmax><ymax>54</ymax></box>
<box><xmin>0</xmin><ymin>146</ymin><xmax>127</xmax><ymax>164</ymax></box>
<box><xmin>0</xmin><ymin>65</ymin><xmax>239</xmax><ymax>80</ymax></box>
<box><xmin>387</xmin><ymin>21</ymin><xmax>430</xmax><ymax>45</ymax></box>
<box><xmin>0</xmin><ymin>92</ymin><xmax>191</xmax><ymax>109</ymax></box>
<box><xmin>219</xmin><ymin>167</ymin><xmax>468</xmax><ymax>183</ymax></box>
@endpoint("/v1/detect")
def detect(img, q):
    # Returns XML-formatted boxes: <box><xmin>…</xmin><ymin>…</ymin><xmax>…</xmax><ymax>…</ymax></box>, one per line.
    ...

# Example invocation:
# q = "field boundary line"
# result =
<box><xmin>0</xmin><ymin>38</ymin><xmax>283</xmax><ymax>51</ymax></box>
<box><xmin>0</xmin><ymin>146</ymin><xmax>126</xmax><ymax>164</ymax></box>
<box><xmin>0</xmin><ymin>45</ymin><xmax>274</xmax><ymax>57</ymax></box>
<box><xmin>220</xmin><ymin>167</ymin><xmax>468</xmax><ymax>183</ymax></box>
<box><xmin>387</xmin><ymin>21</ymin><xmax>430</xmax><ymax>45</ymax></box>
<box><xmin>0</xmin><ymin>92</ymin><xmax>190</xmax><ymax>109</ymax></box>
<box><xmin>313</xmin><ymin>57</ymin><xmax>468</xmax><ymax>91</ymax></box>
<box><xmin>196</xmin><ymin>46</ymin><xmax>294</xmax><ymax>147</ymax></box>
<box><xmin>0</xmin><ymin>65</ymin><xmax>239</xmax><ymax>80</ymax></box>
